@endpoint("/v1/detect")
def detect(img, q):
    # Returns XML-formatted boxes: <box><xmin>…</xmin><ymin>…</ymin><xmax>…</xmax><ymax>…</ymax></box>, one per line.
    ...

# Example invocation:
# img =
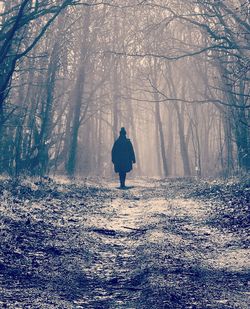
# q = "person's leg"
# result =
<box><xmin>123</xmin><ymin>172</ymin><xmax>126</xmax><ymax>187</ymax></box>
<box><xmin>119</xmin><ymin>172</ymin><xmax>126</xmax><ymax>188</ymax></box>
<box><xmin>119</xmin><ymin>172</ymin><xmax>123</xmax><ymax>188</ymax></box>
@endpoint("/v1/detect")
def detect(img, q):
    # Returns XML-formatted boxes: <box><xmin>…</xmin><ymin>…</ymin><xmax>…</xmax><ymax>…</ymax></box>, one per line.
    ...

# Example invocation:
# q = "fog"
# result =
<box><xmin>0</xmin><ymin>0</ymin><xmax>249</xmax><ymax>177</ymax></box>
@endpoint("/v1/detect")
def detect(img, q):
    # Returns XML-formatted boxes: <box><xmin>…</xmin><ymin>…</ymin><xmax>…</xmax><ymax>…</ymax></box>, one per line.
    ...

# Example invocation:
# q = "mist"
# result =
<box><xmin>0</xmin><ymin>0</ymin><xmax>249</xmax><ymax>178</ymax></box>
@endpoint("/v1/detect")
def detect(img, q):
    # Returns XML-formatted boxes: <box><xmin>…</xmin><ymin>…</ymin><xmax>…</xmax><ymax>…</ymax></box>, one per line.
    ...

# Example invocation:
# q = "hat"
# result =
<box><xmin>120</xmin><ymin>127</ymin><xmax>126</xmax><ymax>135</ymax></box>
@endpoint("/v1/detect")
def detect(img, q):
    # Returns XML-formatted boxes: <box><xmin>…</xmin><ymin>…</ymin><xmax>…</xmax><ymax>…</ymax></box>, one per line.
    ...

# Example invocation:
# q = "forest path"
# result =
<box><xmin>0</xmin><ymin>178</ymin><xmax>249</xmax><ymax>308</ymax></box>
<box><xmin>80</xmin><ymin>179</ymin><xmax>248</xmax><ymax>309</ymax></box>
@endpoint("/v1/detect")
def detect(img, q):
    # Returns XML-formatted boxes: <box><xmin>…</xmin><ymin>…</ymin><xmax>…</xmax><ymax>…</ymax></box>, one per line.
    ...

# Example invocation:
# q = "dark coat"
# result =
<box><xmin>112</xmin><ymin>136</ymin><xmax>136</xmax><ymax>173</ymax></box>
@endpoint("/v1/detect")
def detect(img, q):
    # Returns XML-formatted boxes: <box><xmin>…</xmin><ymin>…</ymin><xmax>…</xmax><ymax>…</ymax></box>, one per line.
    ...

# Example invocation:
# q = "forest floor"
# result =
<box><xmin>0</xmin><ymin>176</ymin><xmax>249</xmax><ymax>309</ymax></box>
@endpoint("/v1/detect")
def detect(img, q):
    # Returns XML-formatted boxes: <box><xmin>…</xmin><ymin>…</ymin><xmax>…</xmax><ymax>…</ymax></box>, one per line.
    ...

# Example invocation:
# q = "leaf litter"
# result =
<box><xmin>0</xmin><ymin>176</ymin><xmax>249</xmax><ymax>308</ymax></box>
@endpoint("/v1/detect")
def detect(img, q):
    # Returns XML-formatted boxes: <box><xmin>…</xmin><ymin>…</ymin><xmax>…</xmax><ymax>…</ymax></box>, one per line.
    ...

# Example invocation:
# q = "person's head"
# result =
<box><xmin>120</xmin><ymin>127</ymin><xmax>126</xmax><ymax>136</ymax></box>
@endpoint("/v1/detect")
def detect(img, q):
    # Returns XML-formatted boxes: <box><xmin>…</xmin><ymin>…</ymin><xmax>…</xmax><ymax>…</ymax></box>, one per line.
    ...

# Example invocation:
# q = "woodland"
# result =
<box><xmin>0</xmin><ymin>0</ymin><xmax>249</xmax><ymax>178</ymax></box>
<box><xmin>0</xmin><ymin>1</ymin><xmax>249</xmax><ymax>308</ymax></box>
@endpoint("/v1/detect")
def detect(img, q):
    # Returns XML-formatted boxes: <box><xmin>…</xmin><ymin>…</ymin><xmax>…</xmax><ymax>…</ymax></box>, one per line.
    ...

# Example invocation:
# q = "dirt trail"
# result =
<box><xmin>0</xmin><ymin>178</ymin><xmax>249</xmax><ymax>308</ymax></box>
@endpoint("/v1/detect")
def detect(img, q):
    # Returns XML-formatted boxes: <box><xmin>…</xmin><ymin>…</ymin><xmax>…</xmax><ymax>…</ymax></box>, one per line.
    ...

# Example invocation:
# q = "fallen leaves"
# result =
<box><xmin>0</xmin><ymin>176</ymin><xmax>249</xmax><ymax>307</ymax></box>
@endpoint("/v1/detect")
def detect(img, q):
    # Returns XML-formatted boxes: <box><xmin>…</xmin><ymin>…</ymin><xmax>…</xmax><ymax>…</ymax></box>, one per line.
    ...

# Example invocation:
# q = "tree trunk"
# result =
<box><xmin>222</xmin><ymin>111</ymin><xmax>234</xmax><ymax>175</ymax></box>
<box><xmin>38</xmin><ymin>42</ymin><xmax>59</xmax><ymax>175</ymax></box>
<box><xmin>174</xmin><ymin>103</ymin><xmax>191</xmax><ymax>176</ymax></box>
<box><xmin>155</xmin><ymin>99</ymin><xmax>168</xmax><ymax>177</ymax></box>
<box><xmin>66</xmin><ymin>68</ymin><xmax>85</xmax><ymax>177</ymax></box>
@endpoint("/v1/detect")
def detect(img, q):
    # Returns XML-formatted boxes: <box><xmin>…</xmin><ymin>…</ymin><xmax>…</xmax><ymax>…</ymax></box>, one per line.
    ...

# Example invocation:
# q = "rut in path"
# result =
<box><xmin>0</xmin><ymin>178</ymin><xmax>249</xmax><ymax>308</ymax></box>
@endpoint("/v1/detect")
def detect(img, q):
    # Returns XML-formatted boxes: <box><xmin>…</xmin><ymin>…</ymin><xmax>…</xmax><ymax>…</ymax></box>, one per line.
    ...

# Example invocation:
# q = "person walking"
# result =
<box><xmin>111</xmin><ymin>127</ymin><xmax>136</xmax><ymax>188</ymax></box>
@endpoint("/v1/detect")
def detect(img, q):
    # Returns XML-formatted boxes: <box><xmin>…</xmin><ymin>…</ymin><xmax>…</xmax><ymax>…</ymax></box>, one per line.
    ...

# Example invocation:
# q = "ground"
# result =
<box><xmin>0</xmin><ymin>176</ymin><xmax>249</xmax><ymax>309</ymax></box>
